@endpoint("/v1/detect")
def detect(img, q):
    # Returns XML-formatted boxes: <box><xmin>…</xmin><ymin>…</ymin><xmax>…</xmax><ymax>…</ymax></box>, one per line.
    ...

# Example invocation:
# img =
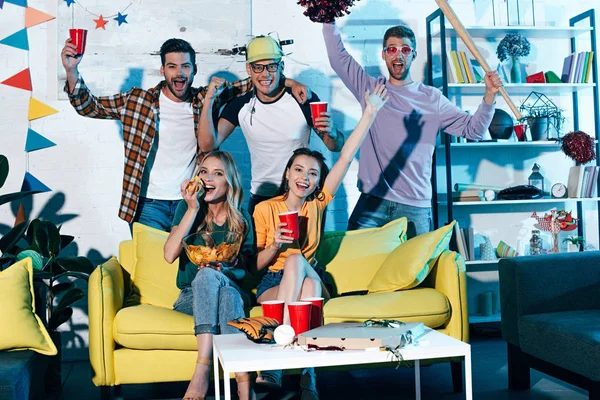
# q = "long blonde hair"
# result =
<box><xmin>196</xmin><ymin>151</ymin><xmax>247</xmax><ymax>235</ymax></box>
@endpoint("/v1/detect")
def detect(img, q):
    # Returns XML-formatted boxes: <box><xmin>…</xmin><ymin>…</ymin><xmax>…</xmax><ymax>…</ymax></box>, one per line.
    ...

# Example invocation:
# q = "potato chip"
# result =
<box><xmin>185</xmin><ymin>241</ymin><xmax>241</xmax><ymax>264</ymax></box>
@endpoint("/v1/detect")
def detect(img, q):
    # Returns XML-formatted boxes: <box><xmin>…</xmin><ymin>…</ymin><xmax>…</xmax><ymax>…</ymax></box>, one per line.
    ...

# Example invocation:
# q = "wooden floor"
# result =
<box><xmin>57</xmin><ymin>327</ymin><xmax>588</xmax><ymax>399</ymax></box>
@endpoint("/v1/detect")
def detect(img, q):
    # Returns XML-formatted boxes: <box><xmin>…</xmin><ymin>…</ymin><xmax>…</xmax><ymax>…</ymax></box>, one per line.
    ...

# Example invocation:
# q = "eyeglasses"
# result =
<box><xmin>383</xmin><ymin>45</ymin><xmax>414</xmax><ymax>57</ymax></box>
<box><xmin>249</xmin><ymin>62</ymin><xmax>281</xmax><ymax>73</ymax></box>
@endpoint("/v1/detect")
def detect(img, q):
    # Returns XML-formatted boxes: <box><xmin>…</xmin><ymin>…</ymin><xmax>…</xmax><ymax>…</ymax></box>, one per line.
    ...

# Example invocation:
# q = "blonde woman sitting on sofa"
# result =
<box><xmin>252</xmin><ymin>85</ymin><xmax>388</xmax><ymax>399</ymax></box>
<box><xmin>164</xmin><ymin>151</ymin><xmax>256</xmax><ymax>400</ymax></box>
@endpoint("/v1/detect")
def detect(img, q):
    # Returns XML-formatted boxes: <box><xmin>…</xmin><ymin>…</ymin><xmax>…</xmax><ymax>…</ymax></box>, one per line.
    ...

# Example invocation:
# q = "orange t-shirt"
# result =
<box><xmin>253</xmin><ymin>186</ymin><xmax>333</xmax><ymax>272</ymax></box>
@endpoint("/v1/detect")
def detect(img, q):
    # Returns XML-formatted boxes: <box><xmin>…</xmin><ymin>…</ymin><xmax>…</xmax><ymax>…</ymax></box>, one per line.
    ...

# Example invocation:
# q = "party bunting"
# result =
<box><xmin>114</xmin><ymin>12</ymin><xmax>128</xmax><ymax>26</ymax></box>
<box><xmin>28</xmin><ymin>98</ymin><xmax>59</xmax><ymax>121</ymax></box>
<box><xmin>0</xmin><ymin>0</ymin><xmax>4</xmax><ymax>9</ymax></box>
<box><xmin>5</xmin><ymin>0</ymin><xmax>27</xmax><ymax>7</ymax></box>
<box><xmin>64</xmin><ymin>0</ymin><xmax>75</xmax><ymax>6</ymax></box>
<box><xmin>25</xmin><ymin>129</ymin><xmax>56</xmax><ymax>152</ymax></box>
<box><xmin>94</xmin><ymin>15</ymin><xmax>108</xmax><ymax>29</ymax></box>
<box><xmin>25</xmin><ymin>7</ymin><xmax>55</xmax><ymax>28</ymax></box>
<box><xmin>0</xmin><ymin>29</ymin><xmax>29</xmax><ymax>51</ymax></box>
<box><xmin>21</xmin><ymin>172</ymin><xmax>51</xmax><ymax>193</ymax></box>
<box><xmin>1</xmin><ymin>68</ymin><xmax>31</xmax><ymax>91</ymax></box>
<box><xmin>14</xmin><ymin>202</ymin><xmax>26</xmax><ymax>226</ymax></box>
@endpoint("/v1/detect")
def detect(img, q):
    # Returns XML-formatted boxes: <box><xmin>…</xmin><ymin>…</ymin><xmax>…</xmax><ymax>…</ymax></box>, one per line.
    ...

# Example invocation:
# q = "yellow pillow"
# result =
<box><xmin>132</xmin><ymin>223</ymin><xmax>181</xmax><ymax>309</ymax></box>
<box><xmin>367</xmin><ymin>221</ymin><xmax>456</xmax><ymax>293</ymax></box>
<box><xmin>0</xmin><ymin>258</ymin><xmax>57</xmax><ymax>355</ymax></box>
<box><xmin>315</xmin><ymin>217</ymin><xmax>407</xmax><ymax>295</ymax></box>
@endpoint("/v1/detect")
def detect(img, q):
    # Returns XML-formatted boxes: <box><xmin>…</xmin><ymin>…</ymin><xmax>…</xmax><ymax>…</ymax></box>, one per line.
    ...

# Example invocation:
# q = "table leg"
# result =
<box><xmin>414</xmin><ymin>359</ymin><xmax>421</xmax><ymax>400</ymax></box>
<box><xmin>224</xmin><ymin>369</ymin><xmax>231</xmax><ymax>400</ymax></box>
<box><xmin>465</xmin><ymin>350</ymin><xmax>473</xmax><ymax>400</ymax></box>
<box><xmin>213</xmin><ymin>343</ymin><xmax>220</xmax><ymax>400</ymax></box>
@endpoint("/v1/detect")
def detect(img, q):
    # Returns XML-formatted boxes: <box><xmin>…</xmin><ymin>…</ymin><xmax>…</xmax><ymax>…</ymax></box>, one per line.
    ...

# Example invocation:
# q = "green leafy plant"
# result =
<box><xmin>563</xmin><ymin>235</ymin><xmax>585</xmax><ymax>247</ymax></box>
<box><xmin>0</xmin><ymin>154</ymin><xmax>95</xmax><ymax>331</ymax></box>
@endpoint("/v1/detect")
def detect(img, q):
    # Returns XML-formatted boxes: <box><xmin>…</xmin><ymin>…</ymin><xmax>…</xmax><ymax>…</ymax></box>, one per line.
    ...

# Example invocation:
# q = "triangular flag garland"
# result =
<box><xmin>28</xmin><ymin>98</ymin><xmax>59</xmax><ymax>121</ymax></box>
<box><xmin>14</xmin><ymin>202</ymin><xmax>26</xmax><ymax>226</ymax></box>
<box><xmin>0</xmin><ymin>0</ymin><xmax>5</xmax><ymax>9</ymax></box>
<box><xmin>64</xmin><ymin>0</ymin><xmax>135</xmax><ymax>29</ymax></box>
<box><xmin>25</xmin><ymin>7</ymin><xmax>55</xmax><ymax>28</ymax></box>
<box><xmin>21</xmin><ymin>172</ymin><xmax>51</xmax><ymax>193</ymax></box>
<box><xmin>0</xmin><ymin>29</ymin><xmax>29</xmax><ymax>51</ymax></box>
<box><xmin>5</xmin><ymin>0</ymin><xmax>27</xmax><ymax>7</ymax></box>
<box><xmin>1</xmin><ymin>68</ymin><xmax>32</xmax><ymax>91</ymax></box>
<box><xmin>25</xmin><ymin>129</ymin><xmax>56</xmax><ymax>152</ymax></box>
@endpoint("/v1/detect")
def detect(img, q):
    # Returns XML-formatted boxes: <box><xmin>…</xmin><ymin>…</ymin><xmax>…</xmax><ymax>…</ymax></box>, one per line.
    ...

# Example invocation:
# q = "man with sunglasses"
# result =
<box><xmin>323</xmin><ymin>22</ymin><xmax>502</xmax><ymax>237</ymax></box>
<box><xmin>198</xmin><ymin>35</ymin><xmax>344</xmax><ymax>216</ymax></box>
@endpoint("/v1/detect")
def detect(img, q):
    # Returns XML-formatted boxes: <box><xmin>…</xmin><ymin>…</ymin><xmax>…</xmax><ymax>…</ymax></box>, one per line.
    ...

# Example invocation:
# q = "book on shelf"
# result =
<box><xmin>496</xmin><ymin>63</ymin><xmax>509</xmax><ymax>84</ymax></box>
<box><xmin>465</xmin><ymin>227</ymin><xmax>474</xmax><ymax>261</ymax></box>
<box><xmin>583</xmin><ymin>165</ymin><xmax>596</xmax><ymax>198</ymax></box>
<box><xmin>581</xmin><ymin>52</ymin><xmax>591</xmax><ymax>83</ymax></box>
<box><xmin>471</xmin><ymin>59</ymin><xmax>486</xmax><ymax>83</ymax></box>
<box><xmin>449</xmin><ymin>51</ymin><xmax>464</xmax><ymax>83</ymax></box>
<box><xmin>453</xmin><ymin>222</ymin><xmax>469</xmax><ymax>261</ymax></box>
<box><xmin>580</xmin><ymin>168</ymin><xmax>590</xmax><ymax>198</ymax></box>
<box><xmin>585</xmin><ymin>51</ymin><xmax>594</xmax><ymax>83</ymax></box>
<box><xmin>561</xmin><ymin>53</ymin><xmax>575</xmax><ymax>83</ymax></box>
<box><xmin>460</xmin><ymin>51</ymin><xmax>475</xmax><ymax>83</ymax></box>
<box><xmin>457</xmin><ymin>51</ymin><xmax>470</xmax><ymax>83</ymax></box>
<box><xmin>446</xmin><ymin>52</ymin><xmax>457</xmax><ymax>83</ymax></box>
<box><xmin>567</xmin><ymin>165</ymin><xmax>585</xmax><ymax>198</ymax></box>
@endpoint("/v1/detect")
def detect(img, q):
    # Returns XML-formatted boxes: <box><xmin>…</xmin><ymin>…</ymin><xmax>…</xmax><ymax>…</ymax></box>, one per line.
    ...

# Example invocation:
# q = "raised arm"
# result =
<box><xmin>61</xmin><ymin>39</ymin><xmax>126</xmax><ymax>120</ymax></box>
<box><xmin>322</xmin><ymin>21</ymin><xmax>373</xmax><ymax>100</ymax></box>
<box><xmin>325</xmin><ymin>85</ymin><xmax>388</xmax><ymax>195</ymax></box>
<box><xmin>198</xmin><ymin>77</ymin><xmax>237</xmax><ymax>152</ymax></box>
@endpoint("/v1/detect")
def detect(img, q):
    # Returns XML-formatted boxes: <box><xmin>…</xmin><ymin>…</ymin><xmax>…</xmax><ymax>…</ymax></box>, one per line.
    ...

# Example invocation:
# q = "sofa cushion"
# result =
<box><xmin>367</xmin><ymin>221</ymin><xmax>455</xmax><ymax>294</ymax></box>
<box><xmin>519</xmin><ymin>310</ymin><xmax>600</xmax><ymax>381</ymax></box>
<box><xmin>0</xmin><ymin>258</ymin><xmax>57</xmax><ymax>356</ymax></box>
<box><xmin>315</xmin><ymin>217</ymin><xmax>407</xmax><ymax>295</ymax></box>
<box><xmin>113</xmin><ymin>305</ymin><xmax>197</xmax><ymax>351</ymax></box>
<box><xmin>132</xmin><ymin>223</ymin><xmax>181</xmax><ymax>309</ymax></box>
<box><xmin>322</xmin><ymin>288</ymin><xmax>450</xmax><ymax>328</ymax></box>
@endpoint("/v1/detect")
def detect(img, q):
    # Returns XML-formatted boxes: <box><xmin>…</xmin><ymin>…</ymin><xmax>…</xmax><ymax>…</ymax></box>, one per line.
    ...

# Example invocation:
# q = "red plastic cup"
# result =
<box><xmin>514</xmin><ymin>124</ymin><xmax>527</xmax><ymax>141</ymax></box>
<box><xmin>261</xmin><ymin>300</ymin><xmax>285</xmax><ymax>325</ymax></box>
<box><xmin>69</xmin><ymin>28</ymin><xmax>88</xmax><ymax>56</ymax></box>
<box><xmin>309</xmin><ymin>102</ymin><xmax>328</xmax><ymax>127</ymax></box>
<box><xmin>288</xmin><ymin>301</ymin><xmax>312</xmax><ymax>336</ymax></box>
<box><xmin>278</xmin><ymin>211</ymin><xmax>299</xmax><ymax>240</ymax></box>
<box><xmin>300</xmin><ymin>297</ymin><xmax>324</xmax><ymax>329</ymax></box>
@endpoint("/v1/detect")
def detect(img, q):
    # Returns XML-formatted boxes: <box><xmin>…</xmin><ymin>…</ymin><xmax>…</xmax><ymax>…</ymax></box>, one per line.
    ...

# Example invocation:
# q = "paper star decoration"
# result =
<box><xmin>64</xmin><ymin>0</ymin><xmax>75</xmax><ymax>6</ymax></box>
<box><xmin>94</xmin><ymin>14</ymin><xmax>108</xmax><ymax>29</ymax></box>
<box><xmin>114</xmin><ymin>12</ymin><xmax>128</xmax><ymax>26</ymax></box>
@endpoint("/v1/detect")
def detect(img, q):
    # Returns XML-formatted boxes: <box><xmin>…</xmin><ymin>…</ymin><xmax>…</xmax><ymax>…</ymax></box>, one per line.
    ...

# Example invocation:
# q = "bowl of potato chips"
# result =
<box><xmin>182</xmin><ymin>231</ymin><xmax>243</xmax><ymax>266</ymax></box>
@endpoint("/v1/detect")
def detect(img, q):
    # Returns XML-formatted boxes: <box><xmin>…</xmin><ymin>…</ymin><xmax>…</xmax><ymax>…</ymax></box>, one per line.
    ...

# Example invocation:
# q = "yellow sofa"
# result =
<box><xmin>88</xmin><ymin>220</ymin><xmax>468</xmax><ymax>394</ymax></box>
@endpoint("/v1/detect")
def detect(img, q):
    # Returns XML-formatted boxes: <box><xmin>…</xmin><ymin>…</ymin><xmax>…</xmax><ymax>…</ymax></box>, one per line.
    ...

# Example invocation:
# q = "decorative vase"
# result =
<box><xmin>511</xmin><ymin>57</ymin><xmax>521</xmax><ymax>83</ymax></box>
<box><xmin>567</xmin><ymin>242</ymin><xmax>580</xmax><ymax>252</ymax></box>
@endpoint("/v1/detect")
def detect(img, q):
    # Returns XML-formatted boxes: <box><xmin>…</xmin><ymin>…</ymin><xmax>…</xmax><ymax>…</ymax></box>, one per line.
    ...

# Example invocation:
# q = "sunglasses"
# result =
<box><xmin>250</xmin><ymin>61</ymin><xmax>281</xmax><ymax>73</ymax></box>
<box><xmin>383</xmin><ymin>45</ymin><xmax>414</xmax><ymax>57</ymax></box>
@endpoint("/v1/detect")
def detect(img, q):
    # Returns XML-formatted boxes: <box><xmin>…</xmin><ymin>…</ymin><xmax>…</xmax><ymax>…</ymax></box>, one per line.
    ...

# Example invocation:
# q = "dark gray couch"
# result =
<box><xmin>499</xmin><ymin>252</ymin><xmax>600</xmax><ymax>399</ymax></box>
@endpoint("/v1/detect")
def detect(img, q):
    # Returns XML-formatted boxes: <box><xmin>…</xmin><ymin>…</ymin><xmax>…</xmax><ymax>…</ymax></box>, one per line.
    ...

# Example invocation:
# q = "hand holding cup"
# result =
<box><xmin>271</xmin><ymin>222</ymin><xmax>295</xmax><ymax>250</ymax></box>
<box><xmin>61</xmin><ymin>38</ymin><xmax>83</xmax><ymax>71</ymax></box>
<box><xmin>313</xmin><ymin>111</ymin><xmax>336</xmax><ymax>139</ymax></box>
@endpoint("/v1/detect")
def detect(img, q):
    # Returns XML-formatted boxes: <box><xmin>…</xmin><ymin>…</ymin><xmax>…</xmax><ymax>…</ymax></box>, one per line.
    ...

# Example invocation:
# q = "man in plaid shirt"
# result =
<box><xmin>61</xmin><ymin>37</ymin><xmax>308</xmax><ymax>232</ymax></box>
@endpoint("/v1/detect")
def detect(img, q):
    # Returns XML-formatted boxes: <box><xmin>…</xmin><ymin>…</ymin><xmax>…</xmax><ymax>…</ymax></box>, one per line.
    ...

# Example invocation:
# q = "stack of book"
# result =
<box><xmin>453</xmin><ymin>223</ymin><xmax>474</xmax><ymax>261</ymax></box>
<box><xmin>561</xmin><ymin>51</ymin><xmax>594</xmax><ymax>83</ymax></box>
<box><xmin>447</xmin><ymin>50</ymin><xmax>485</xmax><ymax>84</ymax></box>
<box><xmin>452</xmin><ymin>190</ymin><xmax>483</xmax><ymax>202</ymax></box>
<box><xmin>567</xmin><ymin>165</ymin><xmax>600</xmax><ymax>198</ymax></box>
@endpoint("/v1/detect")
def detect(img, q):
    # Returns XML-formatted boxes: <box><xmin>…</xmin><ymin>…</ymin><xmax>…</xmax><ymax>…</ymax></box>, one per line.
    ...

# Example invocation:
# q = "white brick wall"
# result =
<box><xmin>1</xmin><ymin>0</ymin><xmax>598</xmax><ymax>358</ymax></box>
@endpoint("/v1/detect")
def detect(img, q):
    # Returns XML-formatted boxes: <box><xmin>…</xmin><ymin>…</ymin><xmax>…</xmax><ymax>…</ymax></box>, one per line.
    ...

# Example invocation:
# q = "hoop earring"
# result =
<box><xmin>284</xmin><ymin>181</ymin><xmax>290</xmax><ymax>192</ymax></box>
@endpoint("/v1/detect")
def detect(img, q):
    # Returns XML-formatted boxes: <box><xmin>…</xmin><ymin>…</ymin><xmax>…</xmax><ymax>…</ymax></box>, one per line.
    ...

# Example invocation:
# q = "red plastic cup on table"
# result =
<box><xmin>288</xmin><ymin>301</ymin><xmax>312</xmax><ymax>336</ymax></box>
<box><xmin>69</xmin><ymin>28</ymin><xmax>88</xmax><ymax>57</ymax></box>
<box><xmin>309</xmin><ymin>101</ymin><xmax>328</xmax><ymax>128</ymax></box>
<box><xmin>300</xmin><ymin>297</ymin><xmax>324</xmax><ymax>329</ymax></box>
<box><xmin>514</xmin><ymin>123</ymin><xmax>528</xmax><ymax>141</ymax></box>
<box><xmin>278</xmin><ymin>211</ymin><xmax>299</xmax><ymax>240</ymax></box>
<box><xmin>261</xmin><ymin>300</ymin><xmax>285</xmax><ymax>325</ymax></box>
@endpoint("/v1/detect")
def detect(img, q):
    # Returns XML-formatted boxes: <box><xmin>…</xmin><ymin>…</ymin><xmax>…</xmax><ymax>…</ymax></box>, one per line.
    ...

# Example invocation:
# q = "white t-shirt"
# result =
<box><xmin>220</xmin><ymin>88</ymin><xmax>318</xmax><ymax>196</ymax></box>
<box><xmin>141</xmin><ymin>92</ymin><xmax>196</xmax><ymax>200</ymax></box>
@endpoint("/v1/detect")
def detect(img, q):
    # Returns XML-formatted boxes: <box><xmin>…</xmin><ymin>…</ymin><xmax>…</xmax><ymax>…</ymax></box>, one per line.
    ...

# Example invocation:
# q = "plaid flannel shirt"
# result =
<box><xmin>65</xmin><ymin>76</ymin><xmax>252</xmax><ymax>223</ymax></box>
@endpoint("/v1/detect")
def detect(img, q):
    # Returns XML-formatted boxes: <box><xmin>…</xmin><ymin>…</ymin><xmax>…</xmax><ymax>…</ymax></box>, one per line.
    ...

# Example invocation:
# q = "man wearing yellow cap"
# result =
<box><xmin>198</xmin><ymin>35</ymin><xmax>344</xmax><ymax>216</ymax></box>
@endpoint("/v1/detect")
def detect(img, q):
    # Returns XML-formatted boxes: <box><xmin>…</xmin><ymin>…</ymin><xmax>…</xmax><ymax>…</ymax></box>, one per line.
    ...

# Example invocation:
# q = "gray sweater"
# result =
<box><xmin>323</xmin><ymin>22</ymin><xmax>494</xmax><ymax>207</ymax></box>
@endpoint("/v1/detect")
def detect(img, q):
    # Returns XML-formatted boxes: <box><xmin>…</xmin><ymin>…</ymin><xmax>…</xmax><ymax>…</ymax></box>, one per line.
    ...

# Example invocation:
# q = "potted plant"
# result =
<box><xmin>564</xmin><ymin>236</ymin><xmax>585</xmax><ymax>252</ymax></box>
<box><xmin>519</xmin><ymin>93</ymin><xmax>566</xmax><ymax>141</ymax></box>
<box><xmin>0</xmin><ymin>154</ymin><xmax>95</xmax><ymax>393</ymax></box>
<box><xmin>497</xmin><ymin>33</ymin><xmax>531</xmax><ymax>83</ymax></box>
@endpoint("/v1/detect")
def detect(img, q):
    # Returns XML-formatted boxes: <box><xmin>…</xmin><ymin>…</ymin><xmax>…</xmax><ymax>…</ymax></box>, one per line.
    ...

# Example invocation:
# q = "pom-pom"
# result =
<box><xmin>561</xmin><ymin>130</ymin><xmax>596</xmax><ymax>165</ymax></box>
<box><xmin>297</xmin><ymin>0</ymin><xmax>360</xmax><ymax>23</ymax></box>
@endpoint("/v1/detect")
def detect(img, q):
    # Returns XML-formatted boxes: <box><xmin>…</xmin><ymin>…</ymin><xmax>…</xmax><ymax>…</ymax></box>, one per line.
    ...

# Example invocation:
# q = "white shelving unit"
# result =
<box><xmin>446</xmin><ymin>83</ymin><xmax>596</xmax><ymax>95</ymax></box>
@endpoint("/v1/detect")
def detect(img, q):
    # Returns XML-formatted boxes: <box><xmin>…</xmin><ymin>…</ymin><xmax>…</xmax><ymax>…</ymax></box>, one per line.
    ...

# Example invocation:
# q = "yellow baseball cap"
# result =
<box><xmin>246</xmin><ymin>36</ymin><xmax>284</xmax><ymax>63</ymax></box>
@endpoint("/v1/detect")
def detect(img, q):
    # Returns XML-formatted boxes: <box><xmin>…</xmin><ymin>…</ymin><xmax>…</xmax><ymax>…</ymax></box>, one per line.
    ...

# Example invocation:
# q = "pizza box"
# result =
<box><xmin>297</xmin><ymin>322</ymin><xmax>425</xmax><ymax>350</ymax></box>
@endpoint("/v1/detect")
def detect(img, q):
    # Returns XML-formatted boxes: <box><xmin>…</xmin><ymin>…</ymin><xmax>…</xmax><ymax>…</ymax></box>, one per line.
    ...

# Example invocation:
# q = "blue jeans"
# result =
<box><xmin>173</xmin><ymin>268</ymin><xmax>245</xmax><ymax>335</ymax></box>
<box><xmin>348</xmin><ymin>193</ymin><xmax>432</xmax><ymax>239</ymax></box>
<box><xmin>131</xmin><ymin>197</ymin><xmax>181</xmax><ymax>232</ymax></box>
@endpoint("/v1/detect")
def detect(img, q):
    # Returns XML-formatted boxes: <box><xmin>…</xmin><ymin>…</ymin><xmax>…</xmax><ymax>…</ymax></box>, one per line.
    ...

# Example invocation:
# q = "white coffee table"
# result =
<box><xmin>212</xmin><ymin>327</ymin><xmax>471</xmax><ymax>400</ymax></box>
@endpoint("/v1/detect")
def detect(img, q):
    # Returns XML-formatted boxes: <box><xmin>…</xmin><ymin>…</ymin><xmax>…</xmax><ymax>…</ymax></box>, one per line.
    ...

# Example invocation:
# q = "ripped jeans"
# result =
<box><xmin>173</xmin><ymin>267</ymin><xmax>245</xmax><ymax>335</ymax></box>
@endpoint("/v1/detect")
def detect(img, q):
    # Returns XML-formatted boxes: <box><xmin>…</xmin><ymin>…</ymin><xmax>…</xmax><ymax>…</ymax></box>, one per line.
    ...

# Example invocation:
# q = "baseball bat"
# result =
<box><xmin>434</xmin><ymin>0</ymin><xmax>522</xmax><ymax>120</ymax></box>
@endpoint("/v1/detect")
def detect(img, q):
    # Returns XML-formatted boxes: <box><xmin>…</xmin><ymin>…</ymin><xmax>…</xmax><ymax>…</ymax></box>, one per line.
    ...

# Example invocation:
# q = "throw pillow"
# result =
<box><xmin>367</xmin><ymin>221</ymin><xmax>456</xmax><ymax>294</ymax></box>
<box><xmin>132</xmin><ymin>223</ymin><xmax>181</xmax><ymax>309</ymax></box>
<box><xmin>315</xmin><ymin>217</ymin><xmax>407</xmax><ymax>295</ymax></box>
<box><xmin>0</xmin><ymin>258</ymin><xmax>57</xmax><ymax>355</ymax></box>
